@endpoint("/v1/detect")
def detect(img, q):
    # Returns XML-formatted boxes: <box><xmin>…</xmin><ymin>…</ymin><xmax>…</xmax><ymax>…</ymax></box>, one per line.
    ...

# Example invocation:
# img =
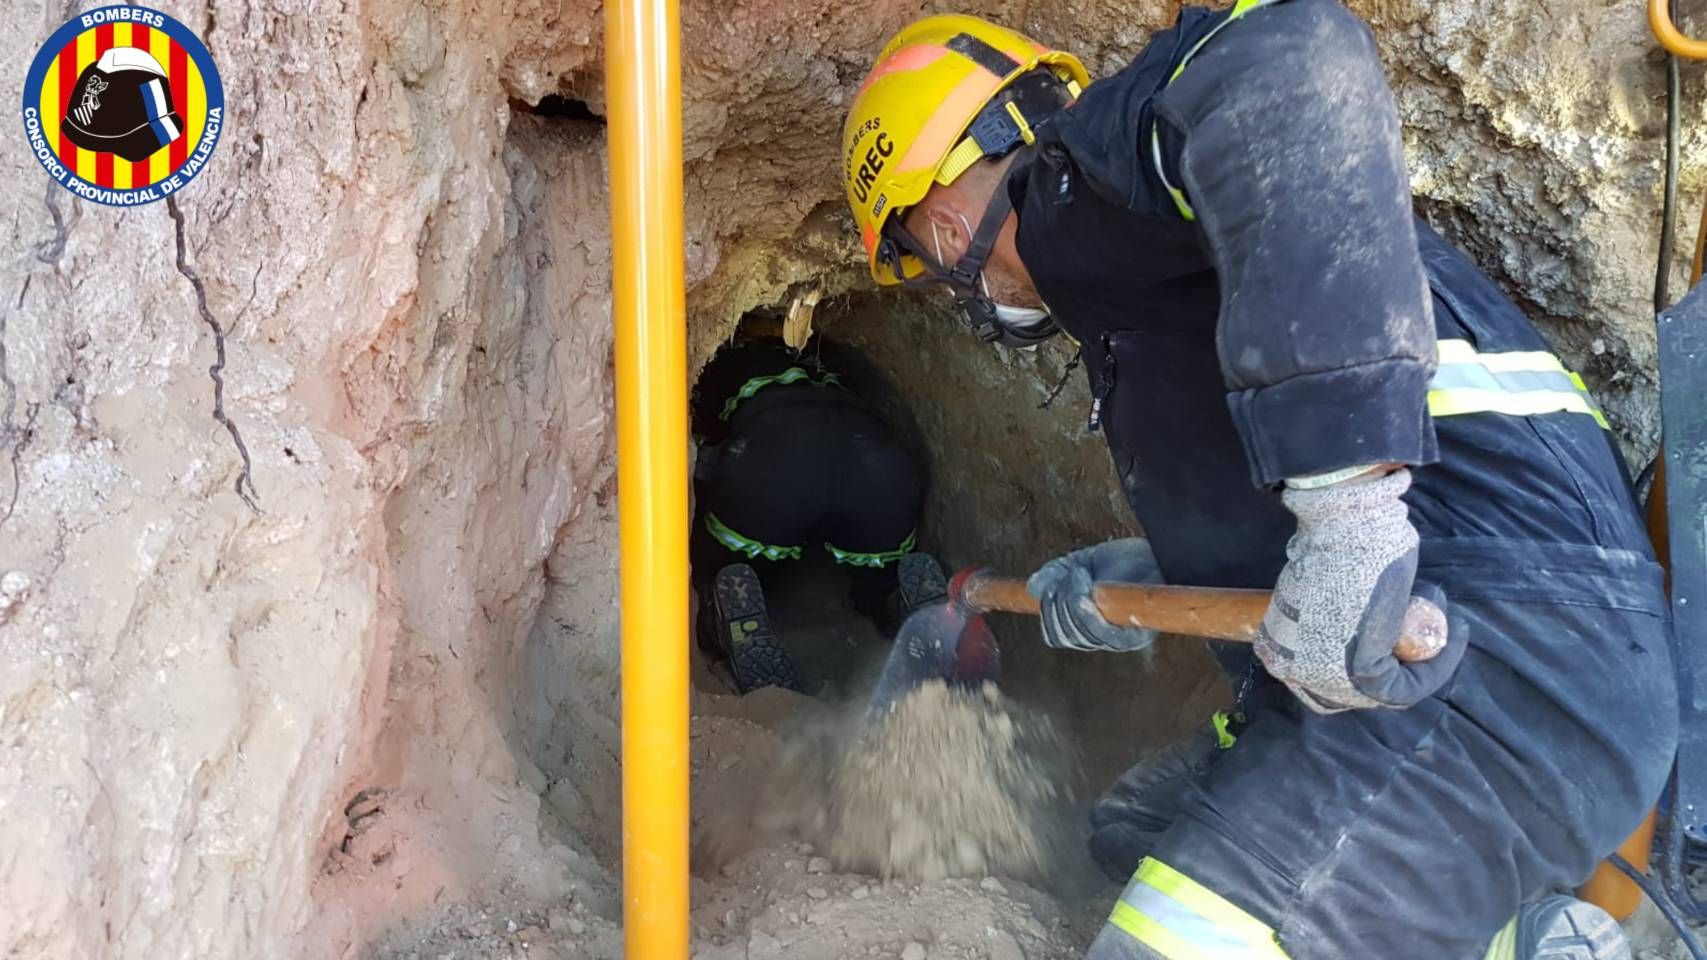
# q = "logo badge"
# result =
<box><xmin>20</xmin><ymin>5</ymin><xmax>224</xmax><ymax>207</ymax></box>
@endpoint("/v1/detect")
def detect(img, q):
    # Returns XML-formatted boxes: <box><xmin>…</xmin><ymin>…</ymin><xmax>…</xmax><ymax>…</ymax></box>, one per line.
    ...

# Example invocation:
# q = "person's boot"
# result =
<box><xmin>1493</xmin><ymin>895</ymin><xmax>1630</xmax><ymax>960</ymax></box>
<box><xmin>712</xmin><ymin>563</ymin><xmax>801</xmax><ymax>694</ymax></box>
<box><xmin>897</xmin><ymin>551</ymin><xmax>948</xmax><ymax>614</ymax></box>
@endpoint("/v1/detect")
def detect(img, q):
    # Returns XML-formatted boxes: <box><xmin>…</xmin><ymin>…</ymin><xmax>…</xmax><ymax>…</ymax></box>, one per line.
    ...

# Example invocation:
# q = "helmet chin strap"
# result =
<box><xmin>890</xmin><ymin>152</ymin><xmax>1061</xmax><ymax>349</ymax></box>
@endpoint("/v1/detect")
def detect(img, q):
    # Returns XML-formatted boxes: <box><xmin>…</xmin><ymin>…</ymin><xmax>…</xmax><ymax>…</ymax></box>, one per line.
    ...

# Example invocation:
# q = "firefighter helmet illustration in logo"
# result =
<box><xmin>65</xmin><ymin>46</ymin><xmax>184</xmax><ymax>162</ymax></box>
<box><xmin>20</xmin><ymin>5</ymin><xmax>225</xmax><ymax>206</ymax></box>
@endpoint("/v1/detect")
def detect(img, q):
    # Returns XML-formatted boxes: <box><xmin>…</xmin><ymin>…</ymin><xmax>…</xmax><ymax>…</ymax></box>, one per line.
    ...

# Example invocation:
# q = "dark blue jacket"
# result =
<box><xmin>1012</xmin><ymin>0</ymin><xmax>1653</xmax><ymax>599</ymax></box>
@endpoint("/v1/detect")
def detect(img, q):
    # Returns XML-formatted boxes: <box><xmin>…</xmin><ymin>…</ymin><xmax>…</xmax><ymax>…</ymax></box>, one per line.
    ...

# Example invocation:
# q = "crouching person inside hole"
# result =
<box><xmin>691</xmin><ymin>325</ymin><xmax>952</xmax><ymax>696</ymax></box>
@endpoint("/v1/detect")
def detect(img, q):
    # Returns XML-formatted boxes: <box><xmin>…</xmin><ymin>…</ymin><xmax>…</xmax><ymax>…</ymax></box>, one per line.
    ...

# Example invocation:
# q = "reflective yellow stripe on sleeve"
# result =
<box><xmin>1150</xmin><ymin>0</ymin><xmax>1289</xmax><ymax>221</ymax></box>
<box><xmin>1107</xmin><ymin>858</ymin><xmax>1291</xmax><ymax>960</ymax></box>
<box><xmin>1428</xmin><ymin>339</ymin><xmax>1610</xmax><ymax>429</ymax></box>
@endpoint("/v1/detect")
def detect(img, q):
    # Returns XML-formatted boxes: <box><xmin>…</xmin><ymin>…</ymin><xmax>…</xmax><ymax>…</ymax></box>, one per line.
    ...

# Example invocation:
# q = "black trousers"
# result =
<box><xmin>692</xmin><ymin>385</ymin><xmax>925</xmax><ymax>631</ymax></box>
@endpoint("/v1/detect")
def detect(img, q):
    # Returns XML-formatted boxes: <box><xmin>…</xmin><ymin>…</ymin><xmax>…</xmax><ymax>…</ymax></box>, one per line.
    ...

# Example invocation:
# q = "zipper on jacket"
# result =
<box><xmin>1088</xmin><ymin>333</ymin><xmax>1116</xmax><ymax>432</ymax></box>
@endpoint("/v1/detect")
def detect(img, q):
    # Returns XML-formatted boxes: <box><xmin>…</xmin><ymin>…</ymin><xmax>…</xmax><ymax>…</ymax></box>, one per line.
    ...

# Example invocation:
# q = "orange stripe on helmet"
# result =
<box><xmin>861</xmin><ymin>220</ymin><xmax>879</xmax><ymax>257</ymax></box>
<box><xmin>896</xmin><ymin>70</ymin><xmax>1006</xmax><ymax>175</ymax></box>
<box><xmin>856</xmin><ymin>43</ymin><xmax>951</xmax><ymax>97</ymax></box>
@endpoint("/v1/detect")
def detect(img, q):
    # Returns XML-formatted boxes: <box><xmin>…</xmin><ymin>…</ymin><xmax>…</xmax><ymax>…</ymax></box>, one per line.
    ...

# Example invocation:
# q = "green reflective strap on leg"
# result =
<box><xmin>825</xmin><ymin>530</ymin><xmax>918</xmax><ymax>569</ymax></box>
<box><xmin>704</xmin><ymin>513</ymin><xmax>802</xmax><ymax>562</ymax></box>
<box><xmin>1108</xmin><ymin>858</ymin><xmax>1290</xmax><ymax>960</ymax></box>
<box><xmin>718</xmin><ymin>367</ymin><xmax>845</xmax><ymax>421</ymax></box>
<box><xmin>1211</xmin><ymin>710</ymin><xmax>1242</xmax><ymax>749</ymax></box>
<box><xmin>1482</xmin><ymin>916</ymin><xmax>1518</xmax><ymax>960</ymax></box>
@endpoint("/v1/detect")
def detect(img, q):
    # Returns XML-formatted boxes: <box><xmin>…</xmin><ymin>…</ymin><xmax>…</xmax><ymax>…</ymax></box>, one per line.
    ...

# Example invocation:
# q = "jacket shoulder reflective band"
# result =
<box><xmin>1149</xmin><ymin>0</ymin><xmax>1291</xmax><ymax>221</ymax></box>
<box><xmin>827</xmin><ymin>530</ymin><xmax>918</xmax><ymax>569</ymax></box>
<box><xmin>718</xmin><ymin>367</ymin><xmax>844</xmax><ymax>421</ymax></box>
<box><xmin>1429</xmin><ymin>339</ymin><xmax>1609</xmax><ymax>429</ymax></box>
<box><xmin>1107</xmin><ymin>857</ymin><xmax>1290</xmax><ymax>959</ymax></box>
<box><xmin>705</xmin><ymin>513</ymin><xmax>803</xmax><ymax>562</ymax></box>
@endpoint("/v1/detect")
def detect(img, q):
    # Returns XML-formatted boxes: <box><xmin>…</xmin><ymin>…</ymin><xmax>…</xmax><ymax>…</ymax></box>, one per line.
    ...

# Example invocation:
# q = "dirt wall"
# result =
<box><xmin>1</xmin><ymin>0</ymin><xmax>1702</xmax><ymax>956</ymax></box>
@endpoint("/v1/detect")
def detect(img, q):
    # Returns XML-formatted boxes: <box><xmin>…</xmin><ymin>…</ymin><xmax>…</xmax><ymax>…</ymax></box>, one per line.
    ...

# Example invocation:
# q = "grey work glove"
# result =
<box><xmin>1026</xmin><ymin>537</ymin><xmax>1164</xmax><ymax>653</ymax></box>
<box><xmin>1257</xmin><ymin>468</ymin><xmax>1461</xmax><ymax>713</ymax></box>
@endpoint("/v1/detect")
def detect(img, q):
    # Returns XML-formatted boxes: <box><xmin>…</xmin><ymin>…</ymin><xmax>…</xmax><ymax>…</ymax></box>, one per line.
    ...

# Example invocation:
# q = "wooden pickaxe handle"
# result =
<box><xmin>958</xmin><ymin>573</ymin><xmax>1442</xmax><ymax>663</ymax></box>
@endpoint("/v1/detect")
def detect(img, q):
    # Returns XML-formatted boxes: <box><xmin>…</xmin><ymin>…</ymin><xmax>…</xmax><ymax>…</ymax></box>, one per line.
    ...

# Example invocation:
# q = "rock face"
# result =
<box><xmin>0</xmin><ymin>0</ymin><xmax>1698</xmax><ymax>957</ymax></box>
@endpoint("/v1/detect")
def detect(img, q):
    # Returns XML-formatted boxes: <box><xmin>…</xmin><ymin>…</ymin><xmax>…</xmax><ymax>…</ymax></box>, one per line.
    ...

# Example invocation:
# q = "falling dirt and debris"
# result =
<box><xmin>695</xmin><ymin>680</ymin><xmax>1091</xmax><ymax>891</ymax></box>
<box><xmin>819</xmin><ymin>682</ymin><xmax>1086</xmax><ymax>886</ymax></box>
<box><xmin>668</xmin><ymin>557</ymin><xmax>1111</xmax><ymax>957</ymax></box>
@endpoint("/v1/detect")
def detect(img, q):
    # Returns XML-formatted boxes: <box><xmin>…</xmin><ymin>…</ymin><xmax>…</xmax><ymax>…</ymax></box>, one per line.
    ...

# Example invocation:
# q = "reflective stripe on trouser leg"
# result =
<box><xmin>1482</xmin><ymin>916</ymin><xmax>1518</xmax><ymax>960</ymax></box>
<box><xmin>825</xmin><ymin>529</ymin><xmax>918</xmax><ymax>568</ymax></box>
<box><xmin>703</xmin><ymin>513</ymin><xmax>803</xmax><ymax>562</ymax></box>
<box><xmin>1104</xmin><ymin>857</ymin><xmax>1290</xmax><ymax>960</ymax></box>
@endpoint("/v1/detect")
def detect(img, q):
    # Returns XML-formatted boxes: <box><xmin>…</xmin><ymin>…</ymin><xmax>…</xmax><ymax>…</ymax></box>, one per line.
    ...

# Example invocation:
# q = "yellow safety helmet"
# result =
<box><xmin>842</xmin><ymin>15</ymin><xmax>1089</xmax><ymax>286</ymax></box>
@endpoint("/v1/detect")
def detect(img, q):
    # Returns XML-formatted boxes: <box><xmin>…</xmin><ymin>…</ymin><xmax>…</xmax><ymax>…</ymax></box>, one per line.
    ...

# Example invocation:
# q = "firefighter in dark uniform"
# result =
<box><xmin>842</xmin><ymin>6</ymin><xmax>1676</xmax><ymax>959</ymax></box>
<box><xmin>692</xmin><ymin>333</ymin><xmax>945</xmax><ymax>694</ymax></box>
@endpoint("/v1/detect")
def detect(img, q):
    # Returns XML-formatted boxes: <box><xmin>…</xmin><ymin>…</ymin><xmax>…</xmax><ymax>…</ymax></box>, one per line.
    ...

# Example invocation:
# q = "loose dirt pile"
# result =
<box><xmin>697</xmin><ymin>680</ymin><xmax>1092</xmax><ymax>891</ymax></box>
<box><xmin>373</xmin><ymin>681</ymin><xmax>1108</xmax><ymax>960</ymax></box>
<box><xmin>371</xmin><ymin>845</ymin><xmax>1094</xmax><ymax>960</ymax></box>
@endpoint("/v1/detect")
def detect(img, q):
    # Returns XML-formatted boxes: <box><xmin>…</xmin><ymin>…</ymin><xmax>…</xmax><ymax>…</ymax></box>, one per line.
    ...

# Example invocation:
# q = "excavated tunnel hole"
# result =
<box><xmin>678</xmin><ymin>293</ymin><xmax>1231</xmax><ymax>791</ymax></box>
<box><xmin>501</xmin><ymin>100</ymin><xmax>1227</xmax><ymax>903</ymax></box>
<box><xmin>488</xmin><ymin>113</ymin><xmax>1235</xmax><ymax>922</ymax></box>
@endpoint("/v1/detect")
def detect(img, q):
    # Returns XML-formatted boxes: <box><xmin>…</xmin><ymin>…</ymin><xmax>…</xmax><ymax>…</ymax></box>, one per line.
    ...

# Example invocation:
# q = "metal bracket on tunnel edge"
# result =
<box><xmin>1660</xmin><ymin>280</ymin><xmax>1707</xmax><ymax>850</ymax></box>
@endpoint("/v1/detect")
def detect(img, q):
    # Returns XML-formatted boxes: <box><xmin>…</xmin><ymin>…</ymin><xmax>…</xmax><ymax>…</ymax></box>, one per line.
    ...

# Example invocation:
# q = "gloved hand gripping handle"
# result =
<box><xmin>954</xmin><ymin>569</ymin><xmax>1445</xmax><ymax>663</ymax></box>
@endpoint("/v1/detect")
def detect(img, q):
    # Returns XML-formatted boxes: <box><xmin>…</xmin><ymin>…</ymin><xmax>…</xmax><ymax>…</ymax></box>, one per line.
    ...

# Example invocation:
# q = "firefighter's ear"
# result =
<box><xmin>913</xmin><ymin>202</ymin><xmax>972</xmax><ymax>267</ymax></box>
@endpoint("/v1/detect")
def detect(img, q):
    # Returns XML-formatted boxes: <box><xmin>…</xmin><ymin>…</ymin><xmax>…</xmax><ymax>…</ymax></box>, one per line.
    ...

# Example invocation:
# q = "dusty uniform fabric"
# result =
<box><xmin>1086</xmin><ymin>723</ymin><xmax>1225</xmax><ymax>883</ymax></box>
<box><xmin>690</xmin><ymin>338</ymin><xmax>926</xmax><ymax>627</ymax></box>
<box><xmin>1007</xmin><ymin>1</ymin><xmax>1678</xmax><ymax>957</ymax></box>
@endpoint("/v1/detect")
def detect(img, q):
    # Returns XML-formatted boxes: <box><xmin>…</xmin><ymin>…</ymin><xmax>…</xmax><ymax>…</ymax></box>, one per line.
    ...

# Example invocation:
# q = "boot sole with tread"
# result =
<box><xmin>1515</xmin><ymin>895</ymin><xmax>1630</xmax><ymax>960</ymax></box>
<box><xmin>713</xmin><ymin>563</ymin><xmax>800</xmax><ymax>694</ymax></box>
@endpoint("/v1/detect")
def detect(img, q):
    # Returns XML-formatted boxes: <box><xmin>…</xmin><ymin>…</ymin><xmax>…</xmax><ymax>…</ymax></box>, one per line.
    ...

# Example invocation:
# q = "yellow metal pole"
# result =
<box><xmin>606</xmin><ymin>0</ymin><xmax>689</xmax><ymax>956</ymax></box>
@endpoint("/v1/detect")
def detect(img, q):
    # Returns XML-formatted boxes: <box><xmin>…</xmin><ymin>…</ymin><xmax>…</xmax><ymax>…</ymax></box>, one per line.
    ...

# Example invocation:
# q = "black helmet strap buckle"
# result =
<box><xmin>962</xmin><ymin>70</ymin><xmax>1073</xmax><ymax>161</ymax></box>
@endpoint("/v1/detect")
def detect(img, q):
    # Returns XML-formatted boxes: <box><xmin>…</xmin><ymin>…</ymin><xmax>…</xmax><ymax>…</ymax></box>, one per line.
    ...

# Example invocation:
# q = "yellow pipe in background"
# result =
<box><xmin>606</xmin><ymin>0</ymin><xmax>690</xmax><ymax>956</ymax></box>
<box><xmin>1652</xmin><ymin>0</ymin><xmax>1707</xmax><ymax>59</ymax></box>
